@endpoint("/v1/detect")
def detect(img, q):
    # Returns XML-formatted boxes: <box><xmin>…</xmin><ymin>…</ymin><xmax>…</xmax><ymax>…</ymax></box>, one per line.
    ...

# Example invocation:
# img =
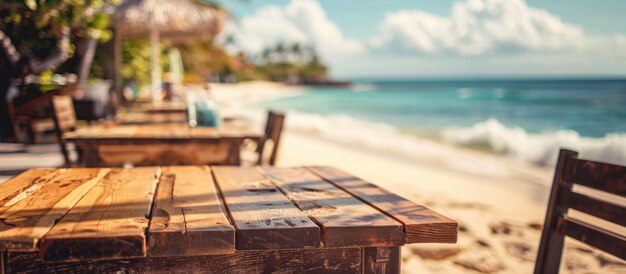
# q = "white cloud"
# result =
<box><xmin>369</xmin><ymin>0</ymin><xmax>626</xmax><ymax>56</ymax></box>
<box><xmin>222</xmin><ymin>0</ymin><xmax>626</xmax><ymax>77</ymax></box>
<box><xmin>223</xmin><ymin>0</ymin><xmax>364</xmax><ymax>61</ymax></box>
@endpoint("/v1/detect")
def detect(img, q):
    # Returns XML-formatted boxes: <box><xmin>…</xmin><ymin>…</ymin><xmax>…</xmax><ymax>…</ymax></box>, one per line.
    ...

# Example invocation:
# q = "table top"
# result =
<box><xmin>63</xmin><ymin>123</ymin><xmax>259</xmax><ymax>143</ymax></box>
<box><xmin>113</xmin><ymin>112</ymin><xmax>188</xmax><ymax>125</ymax></box>
<box><xmin>136</xmin><ymin>102</ymin><xmax>187</xmax><ymax>114</ymax></box>
<box><xmin>0</xmin><ymin>166</ymin><xmax>456</xmax><ymax>262</ymax></box>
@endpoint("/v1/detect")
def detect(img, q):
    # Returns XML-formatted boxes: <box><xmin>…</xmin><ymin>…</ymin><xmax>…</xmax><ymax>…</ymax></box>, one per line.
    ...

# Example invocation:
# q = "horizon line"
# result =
<box><xmin>343</xmin><ymin>75</ymin><xmax>626</xmax><ymax>81</ymax></box>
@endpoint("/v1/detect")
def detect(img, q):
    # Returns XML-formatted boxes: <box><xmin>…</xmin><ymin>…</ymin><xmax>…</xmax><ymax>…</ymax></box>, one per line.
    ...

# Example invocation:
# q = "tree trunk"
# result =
<box><xmin>31</xmin><ymin>26</ymin><xmax>71</xmax><ymax>74</ymax></box>
<box><xmin>0</xmin><ymin>30</ymin><xmax>21</xmax><ymax>65</ymax></box>
<box><xmin>0</xmin><ymin>26</ymin><xmax>72</xmax><ymax>142</ymax></box>
<box><xmin>77</xmin><ymin>38</ymin><xmax>98</xmax><ymax>82</ymax></box>
<box><xmin>0</xmin><ymin>30</ymin><xmax>20</xmax><ymax>142</ymax></box>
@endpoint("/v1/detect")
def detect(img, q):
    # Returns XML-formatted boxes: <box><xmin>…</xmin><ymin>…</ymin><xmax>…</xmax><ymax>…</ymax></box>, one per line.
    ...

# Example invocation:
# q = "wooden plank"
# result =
<box><xmin>566</xmin><ymin>158</ymin><xmax>626</xmax><ymax>196</ymax></box>
<box><xmin>40</xmin><ymin>167</ymin><xmax>160</xmax><ymax>262</ymax></box>
<box><xmin>0</xmin><ymin>169</ymin><xmax>56</xmax><ymax>206</ymax></box>
<box><xmin>261</xmin><ymin>167</ymin><xmax>404</xmax><ymax>247</ymax></box>
<box><xmin>95</xmin><ymin>143</ymin><xmax>233</xmax><ymax>166</ymax></box>
<box><xmin>362</xmin><ymin>246</ymin><xmax>401</xmax><ymax>274</ymax></box>
<box><xmin>561</xmin><ymin>190</ymin><xmax>626</xmax><ymax>227</ymax></box>
<box><xmin>308</xmin><ymin>166</ymin><xmax>458</xmax><ymax>244</ymax></box>
<box><xmin>115</xmin><ymin>112</ymin><xmax>187</xmax><ymax>125</ymax></box>
<box><xmin>0</xmin><ymin>169</ymin><xmax>61</xmax><ymax>218</ymax></box>
<box><xmin>190</xmin><ymin>126</ymin><xmax>220</xmax><ymax>138</ymax></box>
<box><xmin>6</xmin><ymin>248</ymin><xmax>361</xmax><ymax>274</ymax></box>
<box><xmin>131</xmin><ymin>124</ymin><xmax>192</xmax><ymax>140</ymax></box>
<box><xmin>556</xmin><ymin>216</ymin><xmax>626</xmax><ymax>260</ymax></box>
<box><xmin>0</xmin><ymin>169</ymin><xmax>110</xmax><ymax>251</ymax></box>
<box><xmin>51</xmin><ymin>95</ymin><xmax>76</xmax><ymax>132</ymax></box>
<box><xmin>147</xmin><ymin>169</ymin><xmax>184</xmax><ymax>257</ymax></box>
<box><xmin>211</xmin><ymin>166</ymin><xmax>320</xmax><ymax>250</ymax></box>
<box><xmin>148</xmin><ymin>166</ymin><xmax>235</xmax><ymax>257</ymax></box>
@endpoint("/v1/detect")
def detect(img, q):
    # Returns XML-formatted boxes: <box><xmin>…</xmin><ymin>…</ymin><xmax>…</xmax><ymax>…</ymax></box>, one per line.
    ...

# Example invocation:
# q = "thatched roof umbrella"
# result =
<box><xmin>108</xmin><ymin>0</ymin><xmax>226</xmax><ymax>98</ymax></box>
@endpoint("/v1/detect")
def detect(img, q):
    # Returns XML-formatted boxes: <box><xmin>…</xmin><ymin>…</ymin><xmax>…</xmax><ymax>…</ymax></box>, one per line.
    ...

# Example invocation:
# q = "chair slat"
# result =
<box><xmin>51</xmin><ymin>95</ymin><xmax>78</xmax><ymax>166</ymax></box>
<box><xmin>556</xmin><ymin>216</ymin><xmax>626</xmax><ymax>260</ymax></box>
<box><xmin>560</xmin><ymin>189</ymin><xmax>626</xmax><ymax>227</ymax></box>
<box><xmin>565</xmin><ymin>159</ymin><xmax>626</xmax><ymax>196</ymax></box>
<box><xmin>257</xmin><ymin>111</ymin><xmax>285</xmax><ymax>166</ymax></box>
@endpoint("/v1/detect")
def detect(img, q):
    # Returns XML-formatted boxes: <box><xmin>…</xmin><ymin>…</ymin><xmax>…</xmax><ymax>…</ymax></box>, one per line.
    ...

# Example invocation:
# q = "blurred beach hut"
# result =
<box><xmin>106</xmin><ymin>0</ymin><xmax>226</xmax><ymax>98</ymax></box>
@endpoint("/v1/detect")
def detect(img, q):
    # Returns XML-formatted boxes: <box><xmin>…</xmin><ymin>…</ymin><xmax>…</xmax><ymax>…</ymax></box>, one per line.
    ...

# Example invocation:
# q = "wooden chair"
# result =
<box><xmin>7</xmin><ymin>101</ymin><xmax>55</xmax><ymax>144</ymax></box>
<box><xmin>6</xmin><ymin>85</ymin><xmax>79</xmax><ymax>144</ymax></box>
<box><xmin>256</xmin><ymin>111</ymin><xmax>285</xmax><ymax>166</ymax></box>
<box><xmin>51</xmin><ymin>95</ymin><xmax>79</xmax><ymax>167</ymax></box>
<box><xmin>534</xmin><ymin>149</ymin><xmax>625</xmax><ymax>274</ymax></box>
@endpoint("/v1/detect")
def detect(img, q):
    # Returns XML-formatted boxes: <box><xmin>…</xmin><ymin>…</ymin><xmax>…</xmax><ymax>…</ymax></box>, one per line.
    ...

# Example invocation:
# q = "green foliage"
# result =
<box><xmin>119</xmin><ymin>40</ymin><xmax>169</xmax><ymax>87</ymax></box>
<box><xmin>252</xmin><ymin>42</ymin><xmax>329</xmax><ymax>82</ymax></box>
<box><xmin>179</xmin><ymin>41</ymin><xmax>230</xmax><ymax>78</ymax></box>
<box><xmin>177</xmin><ymin>40</ymin><xmax>328</xmax><ymax>83</ymax></box>
<box><xmin>0</xmin><ymin>0</ymin><xmax>118</xmax><ymax>68</ymax></box>
<box><xmin>254</xmin><ymin>61</ymin><xmax>328</xmax><ymax>82</ymax></box>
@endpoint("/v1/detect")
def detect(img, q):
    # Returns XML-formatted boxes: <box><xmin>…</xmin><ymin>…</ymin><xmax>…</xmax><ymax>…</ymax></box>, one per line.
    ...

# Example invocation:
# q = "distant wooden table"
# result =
<box><xmin>113</xmin><ymin>112</ymin><xmax>188</xmax><ymax>125</ymax></box>
<box><xmin>0</xmin><ymin>166</ymin><xmax>457</xmax><ymax>273</ymax></box>
<box><xmin>64</xmin><ymin>123</ymin><xmax>259</xmax><ymax>166</ymax></box>
<box><xmin>136</xmin><ymin>102</ymin><xmax>187</xmax><ymax>114</ymax></box>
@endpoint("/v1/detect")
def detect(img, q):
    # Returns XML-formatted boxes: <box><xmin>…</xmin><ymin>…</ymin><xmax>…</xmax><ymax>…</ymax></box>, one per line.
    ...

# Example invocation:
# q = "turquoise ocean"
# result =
<box><xmin>264</xmin><ymin>79</ymin><xmax>626</xmax><ymax>166</ymax></box>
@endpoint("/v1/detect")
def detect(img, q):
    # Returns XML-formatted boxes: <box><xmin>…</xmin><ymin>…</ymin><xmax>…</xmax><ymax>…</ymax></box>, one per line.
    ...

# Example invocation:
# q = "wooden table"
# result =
<box><xmin>64</xmin><ymin>123</ymin><xmax>259</xmax><ymax>167</ymax></box>
<box><xmin>136</xmin><ymin>102</ymin><xmax>187</xmax><ymax>114</ymax></box>
<box><xmin>0</xmin><ymin>166</ymin><xmax>457</xmax><ymax>273</ymax></box>
<box><xmin>113</xmin><ymin>112</ymin><xmax>188</xmax><ymax>125</ymax></box>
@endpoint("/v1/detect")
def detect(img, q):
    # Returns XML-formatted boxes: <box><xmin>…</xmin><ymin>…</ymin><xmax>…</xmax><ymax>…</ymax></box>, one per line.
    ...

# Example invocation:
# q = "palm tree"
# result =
<box><xmin>275</xmin><ymin>42</ymin><xmax>286</xmax><ymax>63</ymax></box>
<box><xmin>261</xmin><ymin>48</ymin><xmax>272</xmax><ymax>64</ymax></box>
<box><xmin>290</xmin><ymin>42</ymin><xmax>302</xmax><ymax>63</ymax></box>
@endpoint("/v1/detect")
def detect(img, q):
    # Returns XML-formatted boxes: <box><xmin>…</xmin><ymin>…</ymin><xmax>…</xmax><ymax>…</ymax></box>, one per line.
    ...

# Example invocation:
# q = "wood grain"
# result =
<box><xmin>560</xmin><ymin>190</ymin><xmax>626</xmax><ymax>227</ymax></box>
<box><xmin>64</xmin><ymin>123</ymin><xmax>258</xmax><ymax>166</ymax></box>
<box><xmin>556</xmin><ymin>216</ymin><xmax>625</xmax><ymax>260</ymax></box>
<box><xmin>6</xmin><ymin>248</ymin><xmax>361</xmax><ymax>274</ymax></box>
<box><xmin>95</xmin><ymin>143</ymin><xmax>232</xmax><ymax>166</ymax></box>
<box><xmin>147</xmin><ymin>169</ymin><xmax>184</xmax><ymax>257</ymax></box>
<box><xmin>64</xmin><ymin>123</ymin><xmax>259</xmax><ymax>142</ymax></box>
<box><xmin>308</xmin><ymin>166</ymin><xmax>458</xmax><ymax>244</ymax></box>
<box><xmin>363</xmin><ymin>246</ymin><xmax>401</xmax><ymax>274</ymax></box>
<box><xmin>148</xmin><ymin>166</ymin><xmax>235</xmax><ymax>257</ymax></box>
<box><xmin>114</xmin><ymin>112</ymin><xmax>187</xmax><ymax>125</ymax></box>
<box><xmin>212</xmin><ymin>166</ymin><xmax>320</xmax><ymax>250</ymax></box>
<box><xmin>0</xmin><ymin>169</ymin><xmax>56</xmax><ymax>208</ymax></box>
<box><xmin>0</xmin><ymin>169</ymin><xmax>109</xmax><ymax>251</ymax></box>
<box><xmin>139</xmin><ymin>102</ymin><xmax>187</xmax><ymax>114</ymax></box>
<box><xmin>534</xmin><ymin>149</ymin><xmax>577</xmax><ymax>274</ymax></box>
<box><xmin>261</xmin><ymin>167</ymin><xmax>405</xmax><ymax>247</ymax></box>
<box><xmin>40</xmin><ymin>167</ymin><xmax>159</xmax><ymax>262</ymax></box>
<box><xmin>565</xmin><ymin>158</ymin><xmax>626</xmax><ymax>196</ymax></box>
<box><xmin>51</xmin><ymin>95</ymin><xmax>76</xmax><ymax>132</ymax></box>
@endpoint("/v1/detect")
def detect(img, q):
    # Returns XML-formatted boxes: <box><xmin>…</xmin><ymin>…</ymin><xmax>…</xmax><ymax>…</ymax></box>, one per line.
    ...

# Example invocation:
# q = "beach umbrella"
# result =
<box><xmin>109</xmin><ymin>0</ymin><xmax>226</xmax><ymax>99</ymax></box>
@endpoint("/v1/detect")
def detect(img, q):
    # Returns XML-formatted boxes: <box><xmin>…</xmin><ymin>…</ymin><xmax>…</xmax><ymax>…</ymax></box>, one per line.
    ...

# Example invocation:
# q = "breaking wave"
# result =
<box><xmin>281</xmin><ymin>111</ymin><xmax>626</xmax><ymax>166</ymax></box>
<box><xmin>441</xmin><ymin>118</ymin><xmax>626</xmax><ymax>166</ymax></box>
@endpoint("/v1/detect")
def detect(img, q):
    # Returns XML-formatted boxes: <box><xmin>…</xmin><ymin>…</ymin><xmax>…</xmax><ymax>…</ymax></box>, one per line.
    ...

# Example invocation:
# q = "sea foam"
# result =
<box><xmin>276</xmin><ymin>110</ymin><xmax>626</xmax><ymax>167</ymax></box>
<box><xmin>442</xmin><ymin>118</ymin><xmax>626</xmax><ymax>166</ymax></box>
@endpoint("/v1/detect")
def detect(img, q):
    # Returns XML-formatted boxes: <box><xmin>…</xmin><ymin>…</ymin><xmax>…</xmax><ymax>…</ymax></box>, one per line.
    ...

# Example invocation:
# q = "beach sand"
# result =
<box><xmin>211</xmin><ymin>81</ymin><xmax>626</xmax><ymax>274</ymax></box>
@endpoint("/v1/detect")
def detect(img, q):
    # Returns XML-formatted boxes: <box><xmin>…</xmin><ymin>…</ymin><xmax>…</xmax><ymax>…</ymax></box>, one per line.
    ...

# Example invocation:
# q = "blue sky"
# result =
<box><xmin>221</xmin><ymin>0</ymin><xmax>626</xmax><ymax>78</ymax></box>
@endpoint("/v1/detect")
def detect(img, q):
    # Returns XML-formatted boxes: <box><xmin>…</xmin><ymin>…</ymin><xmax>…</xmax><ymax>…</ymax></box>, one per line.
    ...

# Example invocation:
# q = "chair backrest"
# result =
<box><xmin>534</xmin><ymin>149</ymin><xmax>625</xmax><ymax>274</ymax></box>
<box><xmin>51</xmin><ymin>95</ymin><xmax>77</xmax><ymax>133</ymax></box>
<box><xmin>6</xmin><ymin>102</ymin><xmax>21</xmax><ymax>142</ymax></box>
<box><xmin>257</xmin><ymin>111</ymin><xmax>285</xmax><ymax>166</ymax></box>
<box><xmin>51</xmin><ymin>95</ymin><xmax>77</xmax><ymax>166</ymax></box>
